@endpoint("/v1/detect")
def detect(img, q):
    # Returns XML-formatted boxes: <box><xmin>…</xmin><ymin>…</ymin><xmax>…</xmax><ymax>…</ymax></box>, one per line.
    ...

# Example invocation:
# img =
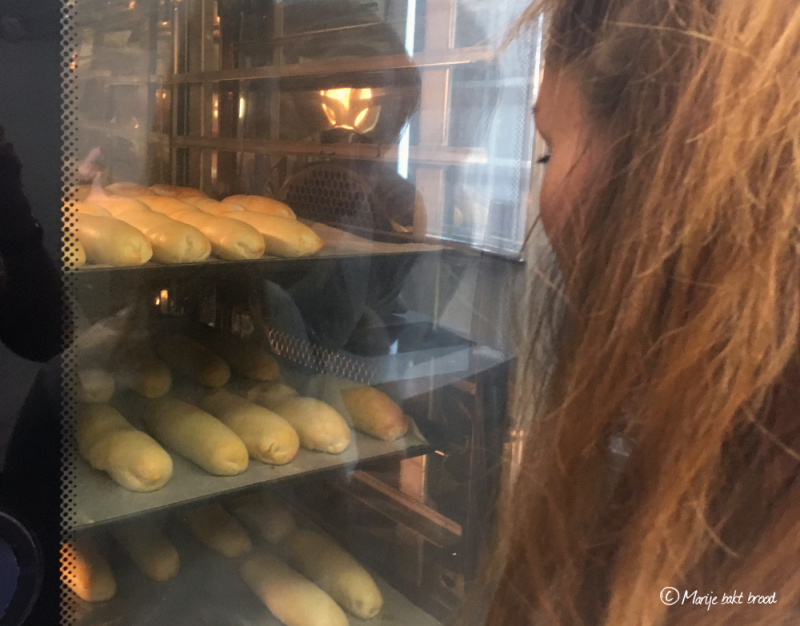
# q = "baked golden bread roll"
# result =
<box><xmin>63</xmin><ymin>538</ymin><xmax>117</xmax><ymax>602</ymax></box>
<box><xmin>223</xmin><ymin>195</ymin><xmax>296</xmax><ymax>219</ymax></box>
<box><xmin>264</xmin><ymin>397</ymin><xmax>351</xmax><ymax>454</ymax></box>
<box><xmin>246</xmin><ymin>382</ymin><xmax>299</xmax><ymax>411</ymax></box>
<box><xmin>192</xmin><ymin>328</ymin><xmax>278</xmax><ymax>381</ymax></box>
<box><xmin>183</xmin><ymin>197</ymin><xmax>244</xmax><ymax>215</ymax></box>
<box><xmin>112</xmin><ymin>345</ymin><xmax>172</xmax><ymax>398</ymax></box>
<box><xmin>73</xmin><ymin>201</ymin><xmax>111</xmax><ymax>217</ymax></box>
<box><xmin>285</xmin><ymin>529</ymin><xmax>383</xmax><ymax>619</ymax></box>
<box><xmin>105</xmin><ymin>182</ymin><xmax>156</xmax><ymax>198</ymax></box>
<box><xmin>150</xmin><ymin>184</ymin><xmax>208</xmax><ymax>200</ymax></box>
<box><xmin>200</xmin><ymin>390</ymin><xmax>299</xmax><ymax>465</ymax></box>
<box><xmin>240</xmin><ymin>552</ymin><xmax>348</xmax><ymax>626</ymax></box>
<box><xmin>136</xmin><ymin>195</ymin><xmax>198</xmax><ymax>216</ymax></box>
<box><xmin>185</xmin><ymin>504</ymin><xmax>252</xmax><ymax>557</ymax></box>
<box><xmin>144</xmin><ymin>396</ymin><xmax>248</xmax><ymax>476</ymax></box>
<box><xmin>154</xmin><ymin>335</ymin><xmax>231</xmax><ymax>388</ymax></box>
<box><xmin>168</xmin><ymin>209</ymin><xmax>265</xmax><ymax>260</ymax></box>
<box><xmin>114</xmin><ymin>210</ymin><xmax>212</xmax><ymax>264</ymax></box>
<box><xmin>76</xmin><ymin>213</ymin><xmax>153</xmax><ymax>266</ymax></box>
<box><xmin>225</xmin><ymin>213</ymin><xmax>324</xmax><ymax>258</ymax></box>
<box><xmin>88</xmin><ymin>196</ymin><xmax>150</xmax><ymax>216</ymax></box>
<box><xmin>340</xmin><ymin>386</ymin><xmax>409</xmax><ymax>441</ymax></box>
<box><xmin>73</xmin><ymin>184</ymin><xmax>92</xmax><ymax>201</ymax></box>
<box><xmin>113</xmin><ymin>521</ymin><xmax>180</xmax><ymax>582</ymax></box>
<box><xmin>77</xmin><ymin>404</ymin><xmax>173</xmax><ymax>492</ymax></box>
<box><xmin>229</xmin><ymin>494</ymin><xmax>297</xmax><ymax>544</ymax></box>
<box><xmin>77</xmin><ymin>368</ymin><xmax>115</xmax><ymax>404</ymax></box>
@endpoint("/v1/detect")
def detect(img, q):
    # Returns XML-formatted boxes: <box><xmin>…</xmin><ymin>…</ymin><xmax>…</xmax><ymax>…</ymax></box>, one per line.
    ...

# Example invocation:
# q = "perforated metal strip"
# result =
<box><xmin>60</xmin><ymin>0</ymin><xmax>80</xmax><ymax>623</ymax></box>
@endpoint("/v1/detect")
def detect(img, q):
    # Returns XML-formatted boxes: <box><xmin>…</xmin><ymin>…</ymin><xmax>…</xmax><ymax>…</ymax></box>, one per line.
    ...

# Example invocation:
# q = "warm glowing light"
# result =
<box><xmin>160</xmin><ymin>289</ymin><xmax>169</xmax><ymax>301</ymax></box>
<box><xmin>318</xmin><ymin>87</ymin><xmax>380</xmax><ymax>132</ymax></box>
<box><xmin>238</xmin><ymin>95</ymin><xmax>246</xmax><ymax>120</ymax></box>
<box><xmin>128</xmin><ymin>1</ymin><xmax>136</xmax><ymax>9</ymax></box>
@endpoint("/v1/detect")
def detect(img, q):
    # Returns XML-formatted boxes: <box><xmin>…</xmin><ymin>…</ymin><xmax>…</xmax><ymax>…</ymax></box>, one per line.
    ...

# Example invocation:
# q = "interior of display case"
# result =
<box><xmin>64</xmin><ymin>0</ymin><xmax>541</xmax><ymax>624</ymax></box>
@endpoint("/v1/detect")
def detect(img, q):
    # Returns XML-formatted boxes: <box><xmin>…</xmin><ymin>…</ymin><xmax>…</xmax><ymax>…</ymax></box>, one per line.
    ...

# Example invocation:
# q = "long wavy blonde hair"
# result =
<box><xmin>482</xmin><ymin>0</ymin><xmax>800</xmax><ymax>625</ymax></box>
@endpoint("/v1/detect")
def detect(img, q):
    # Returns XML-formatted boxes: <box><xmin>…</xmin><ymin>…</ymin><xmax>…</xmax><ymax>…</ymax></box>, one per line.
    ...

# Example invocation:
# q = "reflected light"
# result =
<box><xmin>318</xmin><ymin>87</ymin><xmax>381</xmax><ymax>133</ymax></box>
<box><xmin>128</xmin><ymin>1</ymin><xmax>136</xmax><ymax>9</ymax></box>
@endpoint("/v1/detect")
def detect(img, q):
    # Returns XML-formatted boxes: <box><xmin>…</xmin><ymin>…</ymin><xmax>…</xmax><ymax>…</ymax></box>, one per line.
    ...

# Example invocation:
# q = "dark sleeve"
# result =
<box><xmin>0</xmin><ymin>227</ymin><xmax>63</xmax><ymax>363</ymax></box>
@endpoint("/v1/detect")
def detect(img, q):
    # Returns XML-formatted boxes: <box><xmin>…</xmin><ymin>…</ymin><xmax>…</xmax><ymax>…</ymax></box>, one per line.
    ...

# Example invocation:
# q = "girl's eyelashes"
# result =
<box><xmin>536</xmin><ymin>154</ymin><xmax>551</xmax><ymax>165</ymax></box>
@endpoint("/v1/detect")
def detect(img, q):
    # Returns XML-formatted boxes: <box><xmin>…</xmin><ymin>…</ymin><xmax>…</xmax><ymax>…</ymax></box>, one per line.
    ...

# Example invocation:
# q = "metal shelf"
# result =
<box><xmin>169</xmin><ymin>47</ymin><xmax>495</xmax><ymax>85</ymax></box>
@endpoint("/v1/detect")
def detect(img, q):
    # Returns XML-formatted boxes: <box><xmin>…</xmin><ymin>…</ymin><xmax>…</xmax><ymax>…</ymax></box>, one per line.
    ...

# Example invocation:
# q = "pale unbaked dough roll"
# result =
<box><xmin>113</xmin><ymin>521</ymin><xmax>180</xmax><ymax>582</ymax></box>
<box><xmin>223</xmin><ymin>195</ymin><xmax>296</xmax><ymax>219</ymax></box>
<box><xmin>154</xmin><ymin>335</ymin><xmax>231</xmax><ymax>388</ymax></box>
<box><xmin>184</xmin><ymin>197</ymin><xmax>245</xmax><ymax>215</ymax></box>
<box><xmin>73</xmin><ymin>202</ymin><xmax>111</xmax><ymax>217</ymax></box>
<box><xmin>150</xmin><ymin>184</ymin><xmax>208</xmax><ymax>200</ymax></box>
<box><xmin>105</xmin><ymin>182</ymin><xmax>156</xmax><ymax>198</ymax></box>
<box><xmin>115</xmin><ymin>210</ymin><xmax>212</xmax><ymax>264</ymax></box>
<box><xmin>63</xmin><ymin>538</ymin><xmax>117</xmax><ymax>602</ymax></box>
<box><xmin>185</xmin><ymin>504</ymin><xmax>252</xmax><ymax>557</ymax></box>
<box><xmin>143</xmin><ymin>396</ymin><xmax>248</xmax><ymax>475</ymax></box>
<box><xmin>246</xmin><ymin>382</ymin><xmax>299</xmax><ymax>412</ymax></box>
<box><xmin>285</xmin><ymin>529</ymin><xmax>383</xmax><ymax>619</ymax></box>
<box><xmin>224</xmin><ymin>213</ymin><xmax>324</xmax><ymax>258</ymax></box>
<box><xmin>77</xmin><ymin>404</ymin><xmax>173</xmax><ymax>492</ymax></box>
<box><xmin>136</xmin><ymin>195</ymin><xmax>198</xmax><ymax>216</ymax></box>
<box><xmin>266</xmin><ymin>398</ymin><xmax>351</xmax><ymax>454</ymax></box>
<box><xmin>341</xmin><ymin>386</ymin><xmax>409</xmax><ymax>441</ymax></box>
<box><xmin>192</xmin><ymin>329</ymin><xmax>278</xmax><ymax>381</ymax></box>
<box><xmin>240</xmin><ymin>552</ymin><xmax>348</xmax><ymax>626</ymax></box>
<box><xmin>76</xmin><ymin>212</ymin><xmax>153</xmax><ymax>266</ymax></box>
<box><xmin>89</xmin><ymin>196</ymin><xmax>151</xmax><ymax>216</ymax></box>
<box><xmin>169</xmin><ymin>209</ymin><xmax>265</xmax><ymax>260</ymax></box>
<box><xmin>113</xmin><ymin>345</ymin><xmax>172</xmax><ymax>398</ymax></box>
<box><xmin>200</xmin><ymin>390</ymin><xmax>299</xmax><ymax>465</ymax></box>
<box><xmin>77</xmin><ymin>368</ymin><xmax>115</xmax><ymax>404</ymax></box>
<box><xmin>229</xmin><ymin>494</ymin><xmax>297</xmax><ymax>544</ymax></box>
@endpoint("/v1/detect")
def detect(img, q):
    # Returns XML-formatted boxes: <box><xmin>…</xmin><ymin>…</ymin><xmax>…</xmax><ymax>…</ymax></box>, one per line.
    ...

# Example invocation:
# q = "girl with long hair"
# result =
<box><xmin>482</xmin><ymin>0</ymin><xmax>800</xmax><ymax>624</ymax></box>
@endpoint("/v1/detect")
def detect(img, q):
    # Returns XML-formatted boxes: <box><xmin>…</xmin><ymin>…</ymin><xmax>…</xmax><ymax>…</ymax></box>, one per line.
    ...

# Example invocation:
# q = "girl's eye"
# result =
<box><xmin>536</xmin><ymin>154</ymin><xmax>551</xmax><ymax>165</ymax></box>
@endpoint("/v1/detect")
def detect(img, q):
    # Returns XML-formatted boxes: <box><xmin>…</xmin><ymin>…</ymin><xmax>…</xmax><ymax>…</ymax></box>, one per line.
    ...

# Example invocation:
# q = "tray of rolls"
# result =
<box><xmin>72</xmin><ymin>320</ymin><xmax>430</xmax><ymax>529</ymax></box>
<box><xmin>66</xmin><ymin>182</ymin><xmax>441</xmax><ymax>271</ymax></box>
<box><xmin>64</xmin><ymin>493</ymin><xmax>443</xmax><ymax>626</ymax></box>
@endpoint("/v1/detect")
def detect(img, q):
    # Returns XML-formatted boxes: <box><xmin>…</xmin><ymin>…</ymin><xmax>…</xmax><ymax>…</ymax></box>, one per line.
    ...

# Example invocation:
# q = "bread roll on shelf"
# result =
<box><xmin>105</xmin><ymin>182</ymin><xmax>156</xmax><ymax>198</ymax></box>
<box><xmin>229</xmin><ymin>494</ymin><xmax>297</xmax><ymax>545</ymax></box>
<box><xmin>136</xmin><ymin>195</ymin><xmax>198</xmax><ymax>216</ymax></box>
<box><xmin>77</xmin><ymin>212</ymin><xmax>153</xmax><ymax>266</ymax></box>
<box><xmin>72</xmin><ymin>240</ymin><xmax>87</xmax><ymax>268</ymax></box>
<box><xmin>257</xmin><ymin>397</ymin><xmax>351</xmax><ymax>454</ymax></box>
<box><xmin>184</xmin><ymin>197</ymin><xmax>244</xmax><ymax>215</ymax></box>
<box><xmin>88</xmin><ymin>196</ymin><xmax>150</xmax><ymax>216</ymax></box>
<box><xmin>144</xmin><ymin>396</ymin><xmax>248</xmax><ymax>476</ymax></box>
<box><xmin>225</xmin><ymin>213</ymin><xmax>324</xmax><ymax>258</ymax></box>
<box><xmin>246</xmin><ymin>382</ymin><xmax>299</xmax><ymax>410</ymax></box>
<box><xmin>168</xmin><ymin>209</ymin><xmax>265</xmax><ymax>260</ymax></box>
<box><xmin>154</xmin><ymin>335</ymin><xmax>231</xmax><ymax>388</ymax></box>
<box><xmin>112</xmin><ymin>345</ymin><xmax>172</xmax><ymax>398</ymax></box>
<box><xmin>200</xmin><ymin>390</ymin><xmax>299</xmax><ymax>465</ymax></box>
<box><xmin>223</xmin><ymin>195</ymin><xmax>296</xmax><ymax>219</ymax></box>
<box><xmin>114</xmin><ymin>210</ymin><xmax>212</xmax><ymax>264</ymax></box>
<box><xmin>77</xmin><ymin>368</ymin><xmax>115</xmax><ymax>404</ymax></box>
<box><xmin>150</xmin><ymin>184</ymin><xmax>208</xmax><ymax>200</ymax></box>
<box><xmin>240</xmin><ymin>551</ymin><xmax>348</xmax><ymax>626</ymax></box>
<box><xmin>191</xmin><ymin>329</ymin><xmax>278</xmax><ymax>381</ymax></box>
<box><xmin>113</xmin><ymin>521</ymin><xmax>180</xmax><ymax>582</ymax></box>
<box><xmin>341</xmin><ymin>386</ymin><xmax>409</xmax><ymax>442</ymax></box>
<box><xmin>285</xmin><ymin>529</ymin><xmax>383</xmax><ymax>619</ymax></box>
<box><xmin>63</xmin><ymin>538</ymin><xmax>117</xmax><ymax>602</ymax></box>
<box><xmin>77</xmin><ymin>404</ymin><xmax>173</xmax><ymax>492</ymax></box>
<box><xmin>185</xmin><ymin>503</ymin><xmax>252</xmax><ymax>557</ymax></box>
<box><xmin>73</xmin><ymin>202</ymin><xmax>111</xmax><ymax>217</ymax></box>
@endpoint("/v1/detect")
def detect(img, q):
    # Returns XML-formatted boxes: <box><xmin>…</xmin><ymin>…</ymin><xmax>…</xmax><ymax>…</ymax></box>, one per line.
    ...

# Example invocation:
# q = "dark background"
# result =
<box><xmin>0</xmin><ymin>0</ymin><xmax>62</xmax><ymax>462</ymax></box>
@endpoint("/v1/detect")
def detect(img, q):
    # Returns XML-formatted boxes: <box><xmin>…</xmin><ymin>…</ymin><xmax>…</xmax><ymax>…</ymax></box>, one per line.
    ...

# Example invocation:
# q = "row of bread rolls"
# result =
<box><xmin>64</xmin><ymin>493</ymin><xmax>383</xmax><ymax>624</ymax></box>
<box><xmin>69</xmin><ymin>183</ymin><xmax>323</xmax><ymax>267</ymax></box>
<box><xmin>77</xmin><ymin>380</ymin><xmax>408</xmax><ymax>492</ymax></box>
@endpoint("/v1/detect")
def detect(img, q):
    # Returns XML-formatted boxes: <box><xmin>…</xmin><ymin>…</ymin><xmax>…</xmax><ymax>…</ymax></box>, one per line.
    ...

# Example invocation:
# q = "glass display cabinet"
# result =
<box><xmin>61</xmin><ymin>0</ymin><xmax>544</xmax><ymax>623</ymax></box>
